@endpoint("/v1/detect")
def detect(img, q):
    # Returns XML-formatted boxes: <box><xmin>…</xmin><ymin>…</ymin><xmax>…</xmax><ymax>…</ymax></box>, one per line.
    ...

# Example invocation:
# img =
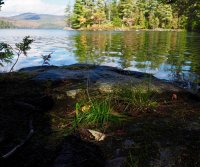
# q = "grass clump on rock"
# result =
<box><xmin>73</xmin><ymin>99</ymin><xmax>122</xmax><ymax>128</ymax></box>
<box><xmin>113</xmin><ymin>86</ymin><xmax>158</xmax><ymax>113</ymax></box>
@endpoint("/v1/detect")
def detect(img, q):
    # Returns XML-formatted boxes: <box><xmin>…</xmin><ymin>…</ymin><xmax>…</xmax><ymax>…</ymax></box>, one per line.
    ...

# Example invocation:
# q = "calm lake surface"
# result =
<box><xmin>0</xmin><ymin>29</ymin><xmax>200</xmax><ymax>90</ymax></box>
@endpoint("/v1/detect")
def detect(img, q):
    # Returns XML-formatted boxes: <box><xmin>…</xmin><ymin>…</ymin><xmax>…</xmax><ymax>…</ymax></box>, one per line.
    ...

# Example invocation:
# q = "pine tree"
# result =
<box><xmin>118</xmin><ymin>0</ymin><xmax>135</xmax><ymax>26</ymax></box>
<box><xmin>111</xmin><ymin>0</ymin><xmax>122</xmax><ymax>26</ymax></box>
<box><xmin>83</xmin><ymin>0</ymin><xmax>95</xmax><ymax>27</ymax></box>
<box><xmin>71</xmin><ymin>0</ymin><xmax>84</xmax><ymax>29</ymax></box>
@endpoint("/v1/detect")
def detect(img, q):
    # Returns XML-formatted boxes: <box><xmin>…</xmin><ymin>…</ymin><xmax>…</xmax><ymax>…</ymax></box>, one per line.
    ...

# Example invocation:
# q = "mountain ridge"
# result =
<box><xmin>0</xmin><ymin>13</ymin><xmax>66</xmax><ymax>29</ymax></box>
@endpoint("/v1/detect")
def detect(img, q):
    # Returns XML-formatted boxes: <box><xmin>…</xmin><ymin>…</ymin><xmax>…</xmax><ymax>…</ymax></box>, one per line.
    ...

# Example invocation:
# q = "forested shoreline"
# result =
<box><xmin>0</xmin><ymin>20</ymin><xmax>15</xmax><ymax>28</ymax></box>
<box><xmin>67</xmin><ymin>0</ymin><xmax>200</xmax><ymax>31</ymax></box>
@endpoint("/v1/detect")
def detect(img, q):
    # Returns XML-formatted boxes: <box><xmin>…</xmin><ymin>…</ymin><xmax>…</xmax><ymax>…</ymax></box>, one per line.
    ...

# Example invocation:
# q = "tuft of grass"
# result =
<box><xmin>73</xmin><ymin>99</ymin><xmax>122</xmax><ymax>128</ymax></box>
<box><xmin>114</xmin><ymin>86</ymin><xmax>158</xmax><ymax>112</ymax></box>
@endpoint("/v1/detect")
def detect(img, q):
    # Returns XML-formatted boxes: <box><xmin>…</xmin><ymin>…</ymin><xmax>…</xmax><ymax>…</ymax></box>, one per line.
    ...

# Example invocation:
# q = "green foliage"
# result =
<box><xmin>73</xmin><ymin>99</ymin><xmax>121</xmax><ymax>128</ymax></box>
<box><xmin>0</xmin><ymin>43</ymin><xmax>13</xmax><ymax>66</ymax></box>
<box><xmin>15</xmin><ymin>36</ymin><xmax>34</xmax><ymax>56</ymax></box>
<box><xmin>0</xmin><ymin>20</ymin><xmax>15</xmax><ymax>28</ymax></box>
<box><xmin>0</xmin><ymin>0</ymin><xmax>4</xmax><ymax>10</ymax></box>
<box><xmin>67</xmin><ymin>0</ymin><xmax>200</xmax><ymax>31</ymax></box>
<box><xmin>0</xmin><ymin>36</ymin><xmax>34</xmax><ymax>72</ymax></box>
<box><xmin>114</xmin><ymin>86</ymin><xmax>158</xmax><ymax>112</ymax></box>
<box><xmin>112</xmin><ymin>17</ymin><xmax>122</xmax><ymax>27</ymax></box>
<box><xmin>71</xmin><ymin>0</ymin><xmax>84</xmax><ymax>29</ymax></box>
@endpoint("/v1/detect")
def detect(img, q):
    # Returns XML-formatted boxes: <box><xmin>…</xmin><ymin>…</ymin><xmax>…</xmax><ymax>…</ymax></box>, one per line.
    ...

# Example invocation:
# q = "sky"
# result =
<box><xmin>0</xmin><ymin>0</ymin><xmax>74</xmax><ymax>17</ymax></box>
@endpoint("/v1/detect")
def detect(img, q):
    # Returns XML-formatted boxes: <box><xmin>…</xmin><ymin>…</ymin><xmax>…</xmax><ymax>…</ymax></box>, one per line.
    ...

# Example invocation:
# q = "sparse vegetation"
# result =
<box><xmin>1</xmin><ymin>66</ymin><xmax>200</xmax><ymax>166</ymax></box>
<box><xmin>73</xmin><ymin>99</ymin><xmax>122</xmax><ymax>128</ymax></box>
<box><xmin>113</xmin><ymin>86</ymin><xmax>158</xmax><ymax>113</ymax></box>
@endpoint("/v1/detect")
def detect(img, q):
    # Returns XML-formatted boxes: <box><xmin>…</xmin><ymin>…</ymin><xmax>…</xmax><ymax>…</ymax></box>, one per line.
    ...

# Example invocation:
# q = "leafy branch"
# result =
<box><xmin>0</xmin><ymin>36</ymin><xmax>34</xmax><ymax>72</ymax></box>
<box><xmin>0</xmin><ymin>0</ymin><xmax>4</xmax><ymax>11</ymax></box>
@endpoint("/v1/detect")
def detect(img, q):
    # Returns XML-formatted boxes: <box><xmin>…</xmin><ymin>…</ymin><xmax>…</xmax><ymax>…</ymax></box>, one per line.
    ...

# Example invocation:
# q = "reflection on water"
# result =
<box><xmin>0</xmin><ymin>29</ymin><xmax>200</xmax><ymax>91</ymax></box>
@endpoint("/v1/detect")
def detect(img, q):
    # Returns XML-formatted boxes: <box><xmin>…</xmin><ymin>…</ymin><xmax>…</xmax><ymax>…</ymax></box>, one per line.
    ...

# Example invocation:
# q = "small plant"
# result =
<box><xmin>114</xmin><ymin>86</ymin><xmax>158</xmax><ymax>112</ymax></box>
<box><xmin>0</xmin><ymin>43</ymin><xmax>13</xmax><ymax>66</ymax></box>
<box><xmin>73</xmin><ymin>99</ymin><xmax>121</xmax><ymax>128</ymax></box>
<box><xmin>42</xmin><ymin>52</ymin><xmax>54</xmax><ymax>66</ymax></box>
<box><xmin>0</xmin><ymin>36</ymin><xmax>34</xmax><ymax>72</ymax></box>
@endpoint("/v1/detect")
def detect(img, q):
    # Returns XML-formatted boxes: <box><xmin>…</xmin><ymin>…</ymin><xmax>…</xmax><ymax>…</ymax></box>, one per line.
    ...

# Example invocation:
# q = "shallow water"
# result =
<box><xmin>0</xmin><ymin>29</ymin><xmax>200</xmax><ymax>90</ymax></box>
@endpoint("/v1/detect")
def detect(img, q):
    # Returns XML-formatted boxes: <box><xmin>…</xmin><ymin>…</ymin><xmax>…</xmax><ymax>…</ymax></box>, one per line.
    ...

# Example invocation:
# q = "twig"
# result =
<box><xmin>2</xmin><ymin>120</ymin><xmax>34</xmax><ymax>159</ymax></box>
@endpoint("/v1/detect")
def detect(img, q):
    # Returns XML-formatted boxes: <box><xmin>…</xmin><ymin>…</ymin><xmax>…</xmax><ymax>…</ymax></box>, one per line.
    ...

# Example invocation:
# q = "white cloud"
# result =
<box><xmin>0</xmin><ymin>0</ymin><xmax>65</xmax><ymax>16</ymax></box>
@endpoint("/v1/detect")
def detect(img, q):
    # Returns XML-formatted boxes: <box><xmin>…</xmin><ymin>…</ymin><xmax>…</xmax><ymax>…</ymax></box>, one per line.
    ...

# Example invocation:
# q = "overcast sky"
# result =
<box><xmin>0</xmin><ymin>0</ymin><xmax>74</xmax><ymax>17</ymax></box>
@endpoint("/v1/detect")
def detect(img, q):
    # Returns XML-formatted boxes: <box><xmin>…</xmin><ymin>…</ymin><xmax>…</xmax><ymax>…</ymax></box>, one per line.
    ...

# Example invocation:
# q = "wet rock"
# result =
<box><xmin>106</xmin><ymin>157</ymin><xmax>126</xmax><ymax>167</ymax></box>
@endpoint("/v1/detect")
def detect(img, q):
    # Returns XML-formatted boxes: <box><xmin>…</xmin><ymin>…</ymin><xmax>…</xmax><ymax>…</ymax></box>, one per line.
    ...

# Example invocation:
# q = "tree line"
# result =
<box><xmin>66</xmin><ymin>0</ymin><xmax>200</xmax><ymax>31</ymax></box>
<box><xmin>0</xmin><ymin>20</ymin><xmax>15</xmax><ymax>28</ymax></box>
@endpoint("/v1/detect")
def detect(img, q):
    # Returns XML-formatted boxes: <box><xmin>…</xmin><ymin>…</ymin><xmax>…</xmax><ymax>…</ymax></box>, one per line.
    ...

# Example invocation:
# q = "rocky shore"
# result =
<box><xmin>0</xmin><ymin>64</ymin><xmax>199</xmax><ymax>167</ymax></box>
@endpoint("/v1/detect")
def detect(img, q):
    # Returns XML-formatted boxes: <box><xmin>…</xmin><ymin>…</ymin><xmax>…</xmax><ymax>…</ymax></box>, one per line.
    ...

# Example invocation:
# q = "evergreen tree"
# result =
<box><xmin>68</xmin><ymin>0</ymin><xmax>200</xmax><ymax>31</ymax></box>
<box><xmin>93</xmin><ymin>0</ymin><xmax>106</xmax><ymax>25</ymax></box>
<box><xmin>83</xmin><ymin>0</ymin><xmax>95</xmax><ymax>27</ymax></box>
<box><xmin>111</xmin><ymin>0</ymin><xmax>122</xmax><ymax>26</ymax></box>
<box><xmin>71</xmin><ymin>0</ymin><xmax>84</xmax><ymax>29</ymax></box>
<box><xmin>156</xmin><ymin>4</ymin><xmax>173</xmax><ymax>28</ymax></box>
<box><xmin>118</xmin><ymin>0</ymin><xmax>135</xmax><ymax>26</ymax></box>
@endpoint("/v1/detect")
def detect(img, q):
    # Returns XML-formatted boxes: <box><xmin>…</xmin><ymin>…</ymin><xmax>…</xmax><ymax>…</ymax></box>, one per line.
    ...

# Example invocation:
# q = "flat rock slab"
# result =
<box><xmin>19</xmin><ymin>64</ymin><xmax>181</xmax><ymax>93</ymax></box>
<box><xmin>20</xmin><ymin>64</ymin><xmax>148</xmax><ymax>82</ymax></box>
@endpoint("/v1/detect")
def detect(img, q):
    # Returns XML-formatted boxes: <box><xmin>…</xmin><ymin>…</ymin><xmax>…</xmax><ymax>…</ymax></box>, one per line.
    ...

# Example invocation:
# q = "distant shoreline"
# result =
<box><xmin>0</xmin><ymin>27</ymin><xmax>187</xmax><ymax>32</ymax></box>
<box><xmin>65</xmin><ymin>26</ymin><xmax>185</xmax><ymax>32</ymax></box>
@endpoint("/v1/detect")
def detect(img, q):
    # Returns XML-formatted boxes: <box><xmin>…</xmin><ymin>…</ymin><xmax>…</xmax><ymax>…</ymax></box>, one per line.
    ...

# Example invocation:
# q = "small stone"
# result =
<box><xmin>66</xmin><ymin>89</ymin><xmax>82</xmax><ymax>98</ymax></box>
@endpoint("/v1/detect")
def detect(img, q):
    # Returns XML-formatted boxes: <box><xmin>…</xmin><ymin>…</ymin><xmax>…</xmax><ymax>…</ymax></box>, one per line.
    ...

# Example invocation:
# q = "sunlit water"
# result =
<box><xmin>0</xmin><ymin>29</ymin><xmax>200</xmax><ymax>91</ymax></box>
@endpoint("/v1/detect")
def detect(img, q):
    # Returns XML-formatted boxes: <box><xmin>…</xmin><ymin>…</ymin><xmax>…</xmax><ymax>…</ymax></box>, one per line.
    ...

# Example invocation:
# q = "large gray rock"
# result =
<box><xmin>19</xmin><ymin>64</ymin><xmax>182</xmax><ymax>95</ymax></box>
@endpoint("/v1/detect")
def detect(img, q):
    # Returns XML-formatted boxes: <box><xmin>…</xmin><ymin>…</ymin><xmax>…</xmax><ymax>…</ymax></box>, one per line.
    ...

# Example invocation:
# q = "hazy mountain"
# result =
<box><xmin>0</xmin><ymin>13</ymin><xmax>66</xmax><ymax>29</ymax></box>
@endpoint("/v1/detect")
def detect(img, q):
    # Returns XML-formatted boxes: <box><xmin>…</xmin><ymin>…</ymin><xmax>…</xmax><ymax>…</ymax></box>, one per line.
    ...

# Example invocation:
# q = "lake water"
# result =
<box><xmin>0</xmin><ymin>29</ymin><xmax>200</xmax><ymax>90</ymax></box>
